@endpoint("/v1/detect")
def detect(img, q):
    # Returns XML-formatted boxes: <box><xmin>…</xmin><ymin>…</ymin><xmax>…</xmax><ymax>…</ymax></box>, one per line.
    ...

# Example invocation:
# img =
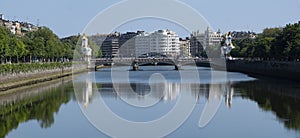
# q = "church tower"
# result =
<box><xmin>82</xmin><ymin>33</ymin><xmax>92</xmax><ymax>65</ymax></box>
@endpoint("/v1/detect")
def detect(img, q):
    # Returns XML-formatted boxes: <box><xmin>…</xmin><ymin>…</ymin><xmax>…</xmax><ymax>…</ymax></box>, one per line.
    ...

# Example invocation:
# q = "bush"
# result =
<box><xmin>0</xmin><ymin>62</ymin><xmax>72</xmax><ymax>75</ymax></box>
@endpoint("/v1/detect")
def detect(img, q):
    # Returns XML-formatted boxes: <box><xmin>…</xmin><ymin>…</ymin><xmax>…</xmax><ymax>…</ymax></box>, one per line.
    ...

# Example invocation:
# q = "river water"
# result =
<box><xmin>1</xmin><ymin>66</ymin><xmax>300</xmax><ymax>138</ymax></box>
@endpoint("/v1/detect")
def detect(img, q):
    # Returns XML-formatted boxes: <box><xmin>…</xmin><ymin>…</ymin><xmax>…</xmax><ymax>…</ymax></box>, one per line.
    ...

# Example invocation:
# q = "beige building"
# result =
<box><xmin>190</xmin><ymin>27</ymin><xmax>222</xmax><ymax>57</ymax></box>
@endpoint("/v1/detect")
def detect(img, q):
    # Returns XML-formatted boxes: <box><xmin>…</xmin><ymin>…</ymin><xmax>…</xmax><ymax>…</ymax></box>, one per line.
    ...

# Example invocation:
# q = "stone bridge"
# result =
<box><xmin>91</xmin><ymin>58</ymin><xmax>204</xmax><ymax>71</ymax></box>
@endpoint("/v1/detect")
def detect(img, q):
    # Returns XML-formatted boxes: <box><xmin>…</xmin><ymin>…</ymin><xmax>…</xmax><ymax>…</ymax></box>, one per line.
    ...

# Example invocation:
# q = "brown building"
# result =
<box><xmin>91</xmin><ymin>31</ymin><xmax>142</xmax><ymax>58</ymax></box>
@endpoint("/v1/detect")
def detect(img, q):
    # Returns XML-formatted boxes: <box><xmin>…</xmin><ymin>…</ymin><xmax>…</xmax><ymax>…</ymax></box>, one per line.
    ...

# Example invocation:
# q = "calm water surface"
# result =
<box><xmin>1</xmin><ymin>66</ymin><xmax>300</xmax><ymax>138</ymax></box>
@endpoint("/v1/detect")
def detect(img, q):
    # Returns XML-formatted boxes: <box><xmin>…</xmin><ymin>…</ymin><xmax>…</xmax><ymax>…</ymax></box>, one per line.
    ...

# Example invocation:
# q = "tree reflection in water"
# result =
<box><xmin>0</xmin><ymin>79</ymin><xmax>74</xmax><ymax>138</ymax></box>
<box><xmin>235</xmin><ymin>79</ymin><xmax>300</xmax><ymax>132</ymax></box>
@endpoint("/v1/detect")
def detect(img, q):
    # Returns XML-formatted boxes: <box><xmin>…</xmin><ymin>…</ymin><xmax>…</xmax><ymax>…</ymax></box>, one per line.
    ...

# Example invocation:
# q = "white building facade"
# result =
<box><xmin>135</xmin><ymin>30</ymin><xmax>180</xmax><ymax>57</ymax></box>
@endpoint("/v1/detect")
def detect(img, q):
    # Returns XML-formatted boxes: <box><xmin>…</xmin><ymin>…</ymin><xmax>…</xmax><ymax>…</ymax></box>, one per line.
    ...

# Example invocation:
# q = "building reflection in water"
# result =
<box><xmin>83</xmin><ymin>79</ymin><xmax>93</xmax><ymax>108</ymax></box>
<box><xmin>79</xmin><ymin>78</ymin><xmax>235</xmax><ymax>108</ymax></box>
<box><xmin>225</xmin><ymin>82</ymin><xmax>234</xmax><ymax>108</ymax></box>
<box><xmin>78</xmin><ymin>76</ymin><xmax>300</xmax><ymax>132</ymax></box>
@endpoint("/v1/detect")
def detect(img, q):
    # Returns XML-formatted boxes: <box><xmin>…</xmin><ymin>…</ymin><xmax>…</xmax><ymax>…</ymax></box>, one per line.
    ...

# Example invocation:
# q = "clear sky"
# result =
<box><xmin>1</xmin><ymin>0</ymin><xmax>300</xmax><ymax>38</ymax></box>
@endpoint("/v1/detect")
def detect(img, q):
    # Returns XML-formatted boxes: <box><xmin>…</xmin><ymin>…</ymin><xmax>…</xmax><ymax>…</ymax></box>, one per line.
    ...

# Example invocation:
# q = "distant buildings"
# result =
<box><xmin>90</xmin><ymin>28</ymin><xmax>223</xmax><ymax>58</ymax></box>
<box><xmin>0</xmin><ymin>14</ymin><xmax>39</xmax><ymax>35</ymax></box>
<box><xmin>179</xmin><ymin>38</ymin><xmax>191</xmax><ymax>57</ymax></box>
<box><xmin>89</xmin><ymin>28</ymin><xmax>259</xmax><ymax>58</ymax></box>
<box><xmin>190</xmin><ymin>34</ymin><xmax>203</xmax><ymax>58</ymax></box>
<box><xmin>135</xmin><ymin>30</ymin><xmax>180</xmax><ymax>57</ymax></box>
<box><xmin>231</xmin><ymin>31</ymin><xmax>256</xmax><ymax>39</ymax></box>
<box><xmin>90</xmin><ymin>31</ymin><xmax>143</xmax><ymax>58</ymax></box>
<box><xmin>91</xmin><ymin>30</ymin><xmax>181</xmax><ymax>58</ymax></box>
<box><xmin>90</xmin><ymin>32</ymin><xmax>120</xmax><ymax>58</ymax></box>
<box><xmin>135</xmin><ymin>32</ymin><xmax>150</xmax><ymax>57</ymax></box>
<box><xmin>119</xmin><ymin>31</ymin><xmax>144</xmax><ymax>57</ymax></box>
<box><xmin>190</xmin><ymin>27</ymin><xmax>222</xmax><ymax>57</ymax></box>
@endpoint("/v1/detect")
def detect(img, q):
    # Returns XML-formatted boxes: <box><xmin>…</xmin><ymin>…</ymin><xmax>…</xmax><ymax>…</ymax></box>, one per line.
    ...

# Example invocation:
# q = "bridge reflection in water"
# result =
<box><xmin>78</xmin><ymin>77</ymin><xmax>234</xmax><ymax>109</ymax></box>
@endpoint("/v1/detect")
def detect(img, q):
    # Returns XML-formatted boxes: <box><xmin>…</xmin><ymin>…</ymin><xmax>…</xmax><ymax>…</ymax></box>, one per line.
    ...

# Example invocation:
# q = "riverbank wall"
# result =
<box><xmin>223</xmin><ymin>60</ymin><xmax>300</xmax><ymax>81</ymax></box>
<box><xmin>195</xmin><ymin>59</ymin><xmax>300</xmax><ymax>81</ymax></box>
<box><xmin>0</xmin><ymin>67</ymin><xmax>73</xmax><ymax>92</ymax></box>
<box><xmin>0</xmin><ymin>62</ymin><xmax>91</xmax><ymax>92</ymax></box>
<box><xmin>0</xmin><ymin>76</ymin><xmax>73</xmax><ymax>104</ymax></box>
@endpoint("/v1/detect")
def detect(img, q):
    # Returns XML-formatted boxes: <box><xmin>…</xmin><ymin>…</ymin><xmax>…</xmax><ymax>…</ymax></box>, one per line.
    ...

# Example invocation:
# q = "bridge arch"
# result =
<box><xmin>93</xmin><ymin>58</ymin><xmax>199</xmax><ymax>71</ymax></box>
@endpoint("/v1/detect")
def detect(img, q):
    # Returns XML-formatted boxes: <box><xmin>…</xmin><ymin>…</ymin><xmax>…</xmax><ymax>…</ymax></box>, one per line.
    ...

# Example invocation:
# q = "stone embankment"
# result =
<box><xmin>0</xmin><ymin>67</ymin><xmax>73</xmax><ymax>92</ymax></box>
<box><xmin>213</xmin><ymin>60</ymin><xmax>300</xmax><ymax>81</ymax></box>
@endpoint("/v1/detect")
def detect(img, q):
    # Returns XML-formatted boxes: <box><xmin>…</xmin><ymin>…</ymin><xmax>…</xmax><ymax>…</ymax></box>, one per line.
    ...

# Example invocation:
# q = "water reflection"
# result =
<box><xmin>225</xmin><ymin>82</ymin><xmax>234</xmax><ymax>108</ymax></box>
<box><xmin>234</xmin><ymin>79</ymin><xmax>300</xmax><ymax>132</ymax></box>
<box><xmin>78</xmin><ymin>73</ymin><xmax>236</xmax><ymax>107</ymax></box>
<box><xmin>76</xmin><ymin>73</ymin><xmax>300</xmax><ymax>134</ymax></box>
<box><xmin>2</xmin><ymin>69</ymin><xmax>300</xmax><ymax>137</ymax></box>
<box><xmin>77</xmin><ymin>76</ymin><xmax>233</xmax><ymax>111</ymax></box>
<box><xmin>83</xmin><ymin>79</ymin><xmax>93</xmax><ymax>108</ymax></box>
<box><xmin>0</xmin><ymin>78</ymin><xmax>74</xmax><ymax>138</ymax></box>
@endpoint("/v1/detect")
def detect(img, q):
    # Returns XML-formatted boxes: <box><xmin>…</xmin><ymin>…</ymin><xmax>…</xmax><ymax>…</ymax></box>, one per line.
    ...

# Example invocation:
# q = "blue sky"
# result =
<box><xmin>1</xmin><ymin>0</ymin><xmax>300</xmax><ymax>38</ymax></box>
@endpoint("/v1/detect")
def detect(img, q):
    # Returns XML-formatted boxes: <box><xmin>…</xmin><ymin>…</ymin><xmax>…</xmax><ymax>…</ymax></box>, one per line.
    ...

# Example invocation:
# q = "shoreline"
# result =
<box><xmin>2</xmin><ymin>60</ymin><xmax>299</xmax><ymax>93</ymax></box>
<box><xmin>0</xmin><ymin>75</ymin><xmax>74</xmax><ymax>104</ymax></box>
<box><xmin>209</xmin><ymin>60</ymin><xmax>300</xmax><ymax>82</ymax></box>
<box><xmin>0</xmin><ymin>67</ymin><xmax>86</xmax><ymax>93</ymax></box>
<box><xmin>226</xmin><ymin>60</ymin><xmax>300</xmax><ymax>82</ymax></box>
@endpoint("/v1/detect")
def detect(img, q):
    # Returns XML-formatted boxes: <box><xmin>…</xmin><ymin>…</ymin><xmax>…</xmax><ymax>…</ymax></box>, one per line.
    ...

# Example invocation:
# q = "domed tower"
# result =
<box><xmin>82</xmin><ymin>33</ymin><xmax>92</xmax><ymax>65</ymax></box>
<box><xmin>82</xmin><ymin>33</ymin><xmax>88</xmax><ymax>48</ymax></box>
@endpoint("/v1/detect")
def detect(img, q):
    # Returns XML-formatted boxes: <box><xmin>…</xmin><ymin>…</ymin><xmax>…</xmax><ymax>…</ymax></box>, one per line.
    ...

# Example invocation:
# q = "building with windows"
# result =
<box><xmin>135</xmin><ymin>32</ymin><xmax>150</xmax><ymax>57</ymax></box>
<box><xmin>90</xmin><ymin>32</ymin><xmax>120</xmax><ymax>58</ymax></box>
<box><xmin>0</xmin><ymin>14</ymin><xmax>38</xmax><ymax>35</ymax></box>
<box><xmin>89</xmin><ymin>30</ymin><xmax>181</xmax><ymax>58</ymax></box>
<box><xmin>101</xmin><ymin>37</ymin><xmax>119</xmax><ymax>58</ymax></box>
<box><xmin>91</xmin><ymin>31</ymin><xmax>145</xmax><ymax>58</ymax></box>
<box><xmin>118</xmin><ymin>31</ymin><xmax>143</xmax><ymax>57</ymax></box>
<box><xmin>190</xmin><ymin>27</ymin><xmax>222</xmax><ymax>57</ymax></box>
<box><xmin>179</xmin><ymin>38</ymin><xmax>191</xmax><ymax>57</ymax></box>
<box><xmin>135</xmin><ymin>29</ymin><xmax>180</xmax><ymax>57</ymax></box>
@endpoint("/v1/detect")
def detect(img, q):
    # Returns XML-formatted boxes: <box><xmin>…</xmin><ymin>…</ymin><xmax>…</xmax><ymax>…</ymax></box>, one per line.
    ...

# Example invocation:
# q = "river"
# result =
<box><xmin>1</xmin><ymin>66</ymin><xmax>300</xmax><ymax>138</ymax></box>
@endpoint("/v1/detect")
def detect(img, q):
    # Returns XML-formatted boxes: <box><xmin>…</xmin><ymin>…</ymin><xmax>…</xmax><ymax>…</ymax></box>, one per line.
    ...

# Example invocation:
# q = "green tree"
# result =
<box><xmin>24</xmin><ymin>27</ymin><xmax>65</xmax><ymax>62</ymax></box>
<box><xmin>9</xmin><ymin>37</ymin><xmax>28</xmax><ymax>63</ymax></box>
<box><xmin>261</xmin><ymin>27</ymin><xmax>282</xmax><ymax>38</ymax></box>
<box><xmin>0</xmin><ymin>26</ymin><xmax>11</xmax><ymax>63</ymax></box>
<box><xmin>61</xmin><ymin>35</ymin><xmax>80</xmax><ymax>60</ymax></box>
<box><xmin>270</xmin><ymin>21</ymin><xmax>300</xmax><ymax>60</ymax></box>
<box><xmin>88</xmin><ymin>37</ymin><xmax>102</xmax><ymax>58</ymax></box>
<box><xmin>252</xmin><ymin>35</ymin><xmax>273</xmax><ymax>59</ymax></box>
<box><xmin>232</xmin><ymin>38</ymin><xmax>256</xmax><ymax>57</ymax></box>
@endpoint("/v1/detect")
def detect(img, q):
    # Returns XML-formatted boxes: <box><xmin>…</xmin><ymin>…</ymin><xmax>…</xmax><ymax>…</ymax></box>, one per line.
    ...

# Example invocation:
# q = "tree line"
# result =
<box><xmin>231</xmin><ymin>21</ymin><xmax>300</xmax><ymax>61</ymax></box>
<box><xmin>0</xmin><ymin>26</ymin><xmax>101</xmax><ymax>64</ymax></box>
